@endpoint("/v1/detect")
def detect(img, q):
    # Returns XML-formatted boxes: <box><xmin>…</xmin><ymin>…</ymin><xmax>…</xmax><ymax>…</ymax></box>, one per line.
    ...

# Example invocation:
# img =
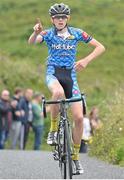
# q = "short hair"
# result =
<box><xmin>14</xmin><ymin>87</ymin><xmax>22</xmax><ymax>95</ymax></box>
<box><xmin>33</xmin><ymin>92</ymin><xmax>42</xmax><ymax>99</ymax></box>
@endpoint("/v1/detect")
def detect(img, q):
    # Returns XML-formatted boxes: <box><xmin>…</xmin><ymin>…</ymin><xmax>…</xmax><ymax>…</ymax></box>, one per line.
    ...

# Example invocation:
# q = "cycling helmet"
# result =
<box><xmin>49</xmin><ymin>3</ymin><xmax>70</xmax><ymax>16</ymax></box>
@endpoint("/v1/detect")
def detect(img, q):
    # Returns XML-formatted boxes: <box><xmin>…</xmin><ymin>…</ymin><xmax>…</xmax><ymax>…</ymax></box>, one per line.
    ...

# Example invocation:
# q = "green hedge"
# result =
<box><xmin>89</xmin><ymin>88</ymin><xmax>124</xmax><ymax>166</ymax></box>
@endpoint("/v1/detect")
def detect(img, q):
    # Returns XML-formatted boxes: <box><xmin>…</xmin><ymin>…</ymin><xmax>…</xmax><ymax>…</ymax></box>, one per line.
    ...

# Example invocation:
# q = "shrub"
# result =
<box><xmin>89</xmin><ymin>88</ymin><xmax>124</xmax><ymax>166</ymax></box>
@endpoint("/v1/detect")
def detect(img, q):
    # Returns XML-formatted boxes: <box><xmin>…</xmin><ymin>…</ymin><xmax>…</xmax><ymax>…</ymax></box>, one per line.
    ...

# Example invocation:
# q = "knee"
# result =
<box><xmin>52</xmin><ymin>89</ymin><xmax>64</xmax><ymax>99</ymax></box>
<box><xmin>74</xmin><ymin>116</ymin><xmax>83</xmax><ymax>127</ymax></box>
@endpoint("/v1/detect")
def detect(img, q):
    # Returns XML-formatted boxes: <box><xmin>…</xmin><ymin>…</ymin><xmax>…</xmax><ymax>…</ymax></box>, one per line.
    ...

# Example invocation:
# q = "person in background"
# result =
<box><xmin>89</xmin><ymin>107</ymin><xmax>102</xmax><ymax>135</ymax></box>
<box><xmin>80</xmin><ymin>106</ymin><xmax>102</xmax><ymax>153</ymax></box>
<box><xmin>19</xmin><ymin>88</ymin><xmax>33</xmax><ymax>149</ymax></box>
<box><xmin>0</xmin><ymin>90</ymin><xmax>12</xmax><ymax>149</ymax></box>
<box><xmin>32</xmin><ymin>92</ymin><xmax>44</xmax><ymax>150</ymax></box>
<box><xmin>10</xmin><ymin>87</ymin><xmax>24</xmax><ymax>149</ymax></box>
<box><xmin>79</xmin><ymin>115</ymin><xmax>92</xmax><ymax>153</ymax></box>
<box><xmin>32</xmin><ymin>92</ymin><xmax>50</xmax><ymax>150</ymax></box>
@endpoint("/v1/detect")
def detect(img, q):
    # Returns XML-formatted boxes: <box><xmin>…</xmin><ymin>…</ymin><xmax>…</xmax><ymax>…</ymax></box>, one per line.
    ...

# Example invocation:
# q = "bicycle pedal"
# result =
<box><xmin>53</xmin><ymin>151</ymin><xmax>59</xmax><ymax>161</ymax></box>
<box><xmin>54</xmin><ymin>156</ymin><xmax>59</xmax><ymax>161</ymax></box>
<box><xmin>61</xmin><ymin>154</ymin><xmax>67</xmax><ymax>163</ymax></box>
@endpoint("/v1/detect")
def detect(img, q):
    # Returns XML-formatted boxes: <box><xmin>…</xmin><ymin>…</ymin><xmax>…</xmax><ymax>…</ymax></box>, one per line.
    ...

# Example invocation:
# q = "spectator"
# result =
<box><xmin>9</xmin><ymin>87</ymin><xmax>24</xmax><ymax>149</ymax></box>
<box><xmin>0</xmin><ymin>90</ymin><xmax>12</xmax><ymax>149</ymax></box>
<box><xmin>80</xmin><ymin>115</ymin><xmax>92</xmax><ymax>153</ymax></box>
<box><xmin>80</xmin><ymin>107</ymin><xmax>102</xmax><ymax>153</ymax></box>
<box><xmin>89</xmin><ymin>107</ymin><xmax>102</xmax><ymax>135</ymax></box>
<box><xmin>19</xmin><ymin>88</ymin><xmax>33</xmax><ymax>149</ymax></box>
<box><xmin>32</xmin><ymin>92</ymin><xmax>44</xmax><ymax>150</ymax></box>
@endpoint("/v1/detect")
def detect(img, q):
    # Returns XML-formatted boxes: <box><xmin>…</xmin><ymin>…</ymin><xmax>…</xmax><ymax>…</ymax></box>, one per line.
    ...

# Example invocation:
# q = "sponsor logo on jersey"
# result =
<box><xmin>40</xmin><ymin>31</ymin><xmax>47</xmax><ymax>35</ymax></box>
<box><xmin>67</xmin><ymin>35</ymin><xmax>75</xmax><ymax>40</ymax></box>
<box><xmin>51</xmin><ymin>44</ymin><xmax>75</xmax><ymax>50</ymax></box>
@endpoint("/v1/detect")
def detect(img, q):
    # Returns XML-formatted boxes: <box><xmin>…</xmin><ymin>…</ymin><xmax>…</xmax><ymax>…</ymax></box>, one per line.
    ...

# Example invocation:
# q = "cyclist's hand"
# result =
<box><xmin>33</xmin><ymin>18</ymin><xmax>43</xmax><ymax>35</ymax></box>
<box><xmin>74</xmin><ymin>59</ymin><xmax>89</xmax><ymax>72</ymax></box>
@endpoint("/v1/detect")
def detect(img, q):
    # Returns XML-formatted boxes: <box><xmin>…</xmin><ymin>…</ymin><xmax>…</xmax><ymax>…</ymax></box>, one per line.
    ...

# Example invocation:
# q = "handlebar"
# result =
<box><xmin>42</xmin><ymin>93</ymin><xmax>87</xmax><ymax>118</ymax></box>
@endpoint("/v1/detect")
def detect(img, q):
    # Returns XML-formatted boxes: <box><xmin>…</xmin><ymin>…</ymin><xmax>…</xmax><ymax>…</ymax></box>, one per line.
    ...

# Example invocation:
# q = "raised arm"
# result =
<box><xmin>28</xmin><ymin>18</ymin><xmax>43</xmax><ymax>44</ymax></box>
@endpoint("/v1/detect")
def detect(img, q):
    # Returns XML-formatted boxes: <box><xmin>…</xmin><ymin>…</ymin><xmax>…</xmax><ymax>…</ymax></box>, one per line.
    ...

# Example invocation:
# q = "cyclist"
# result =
<box><xmin>28</xmin><ymin>3</ymin><xmax>105</xmax><ymax>174</ymax></box>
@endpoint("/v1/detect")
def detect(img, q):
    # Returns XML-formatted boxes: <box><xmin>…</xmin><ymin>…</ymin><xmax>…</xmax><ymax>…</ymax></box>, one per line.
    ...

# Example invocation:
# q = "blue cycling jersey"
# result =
<box><xmin>40</xmin><ymin>26</ymin><xmax>92</xmax><ymax>68</ymax></box>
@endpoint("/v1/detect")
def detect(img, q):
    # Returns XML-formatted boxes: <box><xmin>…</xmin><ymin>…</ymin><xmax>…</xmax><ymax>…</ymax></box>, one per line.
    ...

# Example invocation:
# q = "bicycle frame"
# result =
<box><xmin>58</xmin><ymin>102</ymin><xmax>73</xmax><ymax>178</ymax></box>
<box><xmin>42</xmin><ymin>94</ymin><xmax>86</xmax><ymax>179</ymax></box>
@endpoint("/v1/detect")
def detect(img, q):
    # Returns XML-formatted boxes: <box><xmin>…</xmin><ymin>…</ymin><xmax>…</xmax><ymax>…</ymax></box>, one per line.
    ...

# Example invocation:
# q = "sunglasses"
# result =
<box><xmin>53</xmin><ymin>15</ymin><xmax>68</xmax><ymax>20</ymax></box>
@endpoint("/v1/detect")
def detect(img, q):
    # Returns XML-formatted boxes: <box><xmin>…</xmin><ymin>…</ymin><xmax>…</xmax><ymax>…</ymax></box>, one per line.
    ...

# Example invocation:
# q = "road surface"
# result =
<box><xmin>0</xmin><ymin>150</ymin><xmax>124</xmax><ymax>179</ymax></box>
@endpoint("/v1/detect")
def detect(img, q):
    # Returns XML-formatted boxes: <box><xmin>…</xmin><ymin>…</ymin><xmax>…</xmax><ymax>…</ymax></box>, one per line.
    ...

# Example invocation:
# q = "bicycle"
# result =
<box><xmin>42</xmin><ymin>93</ymin><xmax>86</xmax><ymax>179</ymax></box>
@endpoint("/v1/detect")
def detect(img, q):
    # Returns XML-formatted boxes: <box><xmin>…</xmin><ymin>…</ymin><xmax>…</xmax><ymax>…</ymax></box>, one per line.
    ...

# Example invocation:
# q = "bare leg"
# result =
<box><xmin>71</xmin><ymin>101</ymin><xmax>83</xmax><ymax>144</ymax></box>
<box><xmin>48</xmin><ymin>80</ymin><xmax>65</xmax><ymax>130</ymax></box>
<box><xmin>71</xmin><ymin>101</ymin><xmax>83</xmax><ymax>160</ymax></box>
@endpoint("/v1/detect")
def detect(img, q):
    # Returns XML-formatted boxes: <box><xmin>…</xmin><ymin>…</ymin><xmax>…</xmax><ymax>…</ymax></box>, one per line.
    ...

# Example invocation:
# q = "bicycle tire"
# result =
<box><xmin>58</xmin><ymin>133</ymin><xmax>65</xmax><ymax>178</ymax></box>
<box><xmin>58</xmin><ymin>120</ymin><xmax>72</xmax><ymax>179</ymax></box>
<box><xmin>57</xmin><ymin>124</ymin><xmax>65</xmax><ymax>178</ymax></box>
<box><xmin>63</xmin><ymin>120</ymin><xmax>73</xmax><ymax>179</ymax></box>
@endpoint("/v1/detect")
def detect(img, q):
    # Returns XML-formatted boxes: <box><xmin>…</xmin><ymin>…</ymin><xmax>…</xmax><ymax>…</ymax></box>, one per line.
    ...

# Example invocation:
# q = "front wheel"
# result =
<box><xmin>62</xmin><ymin>120</ymin><xmax>73</xmax><ymax>179</ymax></box>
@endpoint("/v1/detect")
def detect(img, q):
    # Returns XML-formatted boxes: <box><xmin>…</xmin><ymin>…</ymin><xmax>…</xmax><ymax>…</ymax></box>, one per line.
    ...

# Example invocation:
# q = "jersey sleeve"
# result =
<box><xmin>39</xmin><ymin>29</ymin><xmax>52</xmax><ymax>43</ymax></box>
<box><xmin>76</xmin><ymin>28</ymin><xmax>92</xmax><ymax>43</ymax></box>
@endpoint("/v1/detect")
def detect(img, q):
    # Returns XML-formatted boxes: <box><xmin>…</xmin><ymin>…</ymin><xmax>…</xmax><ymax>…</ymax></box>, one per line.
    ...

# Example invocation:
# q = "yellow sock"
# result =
<box><xmin>72</xmin><ymin>144</ymin><xmax>80</xmax><ymax>160</ymax></box>
<box><xmin>50</xmin><ymin>117</ymin><xmax>58</xmax><ymax>132</ymax></box>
